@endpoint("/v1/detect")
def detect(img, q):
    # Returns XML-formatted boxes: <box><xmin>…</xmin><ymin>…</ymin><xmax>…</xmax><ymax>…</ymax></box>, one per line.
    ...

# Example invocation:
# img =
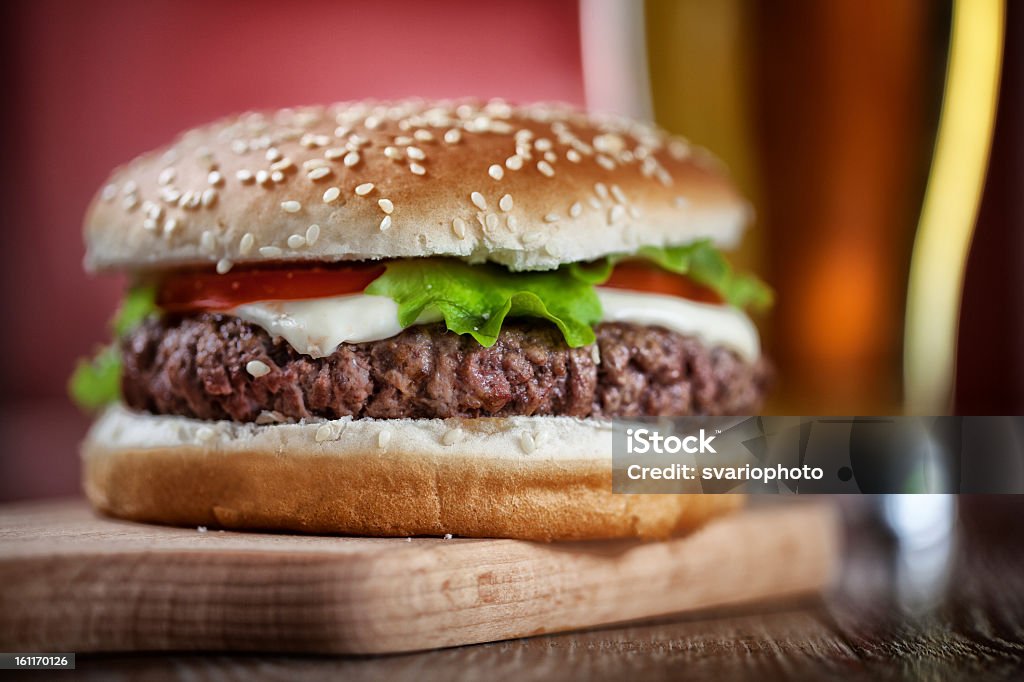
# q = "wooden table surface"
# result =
<box><xmin>18</xmin><ymin>496</ymin><xmax>1015</xmax><ymax>680</ymax></box>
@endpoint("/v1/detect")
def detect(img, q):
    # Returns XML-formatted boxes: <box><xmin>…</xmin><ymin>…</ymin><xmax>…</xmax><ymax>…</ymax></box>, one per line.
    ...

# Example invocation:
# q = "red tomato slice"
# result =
<box><xmin>601</xmin><ymin>262</ymin><xmax>722</xmax><ymax>304</ymax></box>
<box><xmin>157</xmin><ymin>263</ymin><xmax>386</xmax><ymax>312</ymax></box>
<box><xmin>157</xmin><ymin>261</ymin><xmax>718</xmax><ymax>312</ymax></box>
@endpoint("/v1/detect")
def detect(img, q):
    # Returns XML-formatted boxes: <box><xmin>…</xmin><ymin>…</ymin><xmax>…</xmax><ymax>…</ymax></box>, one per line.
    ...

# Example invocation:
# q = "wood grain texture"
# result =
<box><xmin>56</xmin><ymin>497</ymin><xmax>1024</xmax><ymax>681</ymax></box>
<box><xmin>0</xmin><ymin>500</ymin><xmax>837</xmax><ymax>655</ymax></box>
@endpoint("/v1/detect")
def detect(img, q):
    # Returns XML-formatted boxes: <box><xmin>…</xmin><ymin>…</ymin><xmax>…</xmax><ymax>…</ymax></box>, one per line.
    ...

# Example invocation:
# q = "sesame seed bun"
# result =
<box><xmin>84</xmin><ymin>99</ymin><xmax>749</xmax><ymax>273</ymax></box>
<box><xmin>82</xmin><ymin>406</ymin><xmax>742</xmax><ymax>541</ymax></box>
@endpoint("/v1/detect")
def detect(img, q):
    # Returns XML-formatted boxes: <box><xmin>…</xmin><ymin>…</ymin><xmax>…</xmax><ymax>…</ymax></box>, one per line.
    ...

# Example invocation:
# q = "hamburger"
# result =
<box><xmin>73</xmin><ymin>99</ymin><xmax>772</xmax><ymax>540</ymax></box>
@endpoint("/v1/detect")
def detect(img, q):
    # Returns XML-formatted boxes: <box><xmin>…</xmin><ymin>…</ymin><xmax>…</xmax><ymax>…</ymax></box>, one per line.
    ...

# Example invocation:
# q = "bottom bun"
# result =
<box><xmin>82</xmin><ymin>406</ymin><xmax>743</xmax><ymax>541</ymax></box>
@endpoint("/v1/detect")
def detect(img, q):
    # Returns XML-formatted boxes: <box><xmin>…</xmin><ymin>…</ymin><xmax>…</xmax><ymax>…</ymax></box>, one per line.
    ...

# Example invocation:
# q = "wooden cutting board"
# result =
<box><xmin>0</xmin><ymin>499</ymin><xmax>838</xmax><ymax>654</ymax></box>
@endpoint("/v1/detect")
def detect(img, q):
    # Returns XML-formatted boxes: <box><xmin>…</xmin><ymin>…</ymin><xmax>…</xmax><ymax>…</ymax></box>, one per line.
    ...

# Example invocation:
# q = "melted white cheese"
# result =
<box><xmin>230</xmin><ymin>288</ymin><xmax>760</xmax><ymax>360</ymax></box>
<box><xmin>595</xmin><ymin>289</ymin><xmax>759</xmax><ymax>360</ymax></box>
<box><xmin>231</xmin><ymin>295</ymin><xmax>442</xmax><ymax>358</ymax></box>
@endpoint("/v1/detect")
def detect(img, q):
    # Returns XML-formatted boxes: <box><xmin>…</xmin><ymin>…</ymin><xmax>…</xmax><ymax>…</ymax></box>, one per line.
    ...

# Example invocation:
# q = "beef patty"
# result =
<box><xmin>121</xmin><ymin>314</ymin><xmax>769</xmax><ymax>422</ymax></box>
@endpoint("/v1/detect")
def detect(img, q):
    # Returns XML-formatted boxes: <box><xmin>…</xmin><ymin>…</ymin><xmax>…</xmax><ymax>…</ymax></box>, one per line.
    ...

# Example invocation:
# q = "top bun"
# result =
<box><xmin>84</xmin><ymin>99</ymin><xmax>749</xmax><ymax>273</ymax></box>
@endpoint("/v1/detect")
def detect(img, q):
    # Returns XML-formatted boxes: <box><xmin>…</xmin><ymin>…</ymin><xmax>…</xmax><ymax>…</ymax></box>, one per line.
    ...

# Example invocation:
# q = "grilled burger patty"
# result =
<box><xmin>121</xmin><ymin>314</ymin><xmax>769</xmax><ymax>422</ymax></box>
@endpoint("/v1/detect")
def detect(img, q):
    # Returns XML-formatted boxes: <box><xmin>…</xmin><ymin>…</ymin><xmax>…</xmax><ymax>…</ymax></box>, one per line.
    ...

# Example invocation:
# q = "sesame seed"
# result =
<box><xmin>158</xmin><ymin>168</ymin><xmax>176</xmax><ymax>186</ymax></box>
<box><xmin>544</xmin><ymin>213</ymin><xmax>559</xmax><ymax>223</ymax></box>
<box><xmin>201</xmin><ymin>188</ymin><xmax>218</xmax><ymax>207</ymax></box>
<box><xmin>596</xmin><ymin>155</ymin><xmax>615</xmax><ymax>171</ymax></box>
<box><xmin>595</xmin><ymin>182</ymin><xmax>609</xmax><ymax>199</ymax></box>
<box><xmin>442</xmin><ymin>428</ymin><xmax>464</xmax><ymax>446</ymax></box>
<box><xmin>485</xmin><ymin>213</ymin><xmax>498</xmax><ymax>231</ymax></box>
<box><xmin>287</xmin><ymin>234</ymin><xmax>306</xmax><ymax>249</ymax></box>
<box><xmin>323</xmin><ymin>187</ymin><xmax>341</xmax><ymax>203</ymax></box>
<box><xmin>570</xmin><ymin>201</ymin><xmax>583</xmax><ymax>218</ymax></box>
<box><xmin>123</xmin><ymin>195</ymin><xmax>138</xmax><ymax>211</ymax></box>
<box><xmin>523</xmin><ymin>231</ymin><xmax>544</xmax><ymax>246</ymax></box>
<box><xmin>236</xmin><ymin>169</ymin><xmax>254</xmax><ymax>184</ymax></box>
<box><xmin>306</xmin><ymin>224</ymin><xmax>320</xmax><ymax>245</ymax></box>
<box><xmin>545</xmin><ymin>243</ymin><xmax>561</xmax><ymax>257</ymax></box>
<box><xmin>304</xmin><ymin>158</ymin><xmax>330</xmax><ymax>171</ymax></box>
<box><xmin>379</xmin><ymin>215</ymin><xmax>392</xmax><ymax>231</ymax></box>
<box><xmin>593</xmin><ymin>133</ymin><xmax>626</xmax><ymax>154</ymax></box>
<box><xmin>505</xmin><ymin>155</ymin><xmax>524</xmax><ymax>171</ymax></box>
<box><xmin>259</xmin><ymin>246</ymin><xmax>282</xmax><ymax>257</ymax></box>
<box><xmin>163</xmin><ymin>218</ymin><xmax>179</xmax><ymax>235</ymax></box>
<box><xmin>452</xmin><ymin>217</ymin><xmax>467</xmax><ymax>238</ymax></box>
<box><xmin>255</xmin><ymin>170</ymin><xmax>270</xmax><ymax>185</ymax></box>
<box><xmin>200</xmin><ymin>230</ymin><xmax>215</xmax><ymax>253</ymax></box>
<box><xmin>265</xmin><ymin>147</ymin><xmax>282</xmax><ymax>162</ymax></box>
<box><xmin>324</xmin><ymin>147</ymin><xmax>346</xmax><ymax>160</ymax></box>
<box><xmin>587</xmin><ymin>196</ymin><xmax>601</xmax><ymax>210</ymax></box>
<box><xmin>443</xmin><ymin>129</ymin><xmax>461</xmax><ymax>144</ymax></box>
<box><xmin>123</xmin><ymin>180</ymin><xmax>138</xmax><ymax>195</ymax></box>
<box><xmin>196</xmin><ymin>427</ymin><xmax>214</xmax><ymax>442</ymax></box>
<box><xmin>343</xmin><ymin>151</ymin><xmax>360</xmax><ymax>167</ymax></box>
<box><xmin>414</xmin><ymin>129</ymin><xmax>434</xmax><ymax>142</ymax></box>
<box><xmin>669</xmin><ymin>139</ymin><xmax>690</xmax><ymax>159</ymax></box>
<box><xmin>544</xmin><ymin>150</ymin><xmax>557</xmax><ymax>163</ymax></box>
<box><xmin>378</xmin><ymin>429</ymin><xmax>392</xmax><ymax>450</ymax></box>
<box><xmin>230</xmin><ymin>139</ymin><xmax>248</xmax><ymax>155</ymax></box>
<box><xmin>610</xmin><ymin>184</ymin><xmax>627</xmax><ymax>204</ymax></box>
<box><xmin>488</xmin><ymin>164</ymin><xmax>504</xmax><ymax>180</ymax></box>
<box><xmin>207</xmin><ymin>171</ymin><xmax>224</xmax><ymax>186</ymax></box>
<box><xmin>101</xmin><ymin>184</ymin><xmax>118</xmax><ymax>201</ymax></box>
<box><xmin>281</xmin><ymin>200</ymin><xmax>302</xmax><ymax>213</ymax></box>
<box><xmin>498</xmin><ymin>194</ymin><xmax>513</xmax><ymax>212</ymax></box>
<box><xmin>537</xmin><ymin>160</ymin><xmax>554</xmax><ymax>177</ymax></box>
<box><xmin>143</xmin><ymin>218</ymin><xmax>157</xmax><ymax>231</ymax></box>
<box><xmin>609</xmin><ymin>204</ymin><xmax>626</xmax><ymax>223</ymax></box>
<box><xmin>270</xmin><ymin>158</ymin><xmax>295</xmax><ymax>173</ymax></box>
<box><xmin>535</xmin><ymin>138</ymin><xmax>552</xmax><ymax>151</ymax></box>
<box><xmin>470</xmin><ymin>191</ymin><xmax>487</xmax><ymax>210</ymax></box>
<box><xmin>246</xmin><ymin>360</ymin><xmax>271</xmax><ymax>378</ymax></box>
<box><xmin>378</xmin><ymin>198</ymin><xmax>394</xmax><ymax>214</ymax></box>
<box><xmin>520</xmin><ymin>432</ymin><xmax>536</xmax><ymax>454</ymax></box>
<box><xmin>216</xmin><ymin>258</ymin><xmax>233</xmax><ymax>274</ymax></box>
<box><xmin>394</xmin><ymin>135</ymin><xmax>413</xmax><ymax>146</ymax></box>
<box><xmin>384</xmin><ymin>146</ymin><xmax>402</xmax><ymax>160</ymax></box>
<box><xmin>315</xmin><ymin>424</ymin><xmax>333</xmax><ymax>442</ymax></box>
<box><xmin>354</xmin><ymin>182</ymin><xmax>374</xmax><ymax>196</ymax></box>
<box><xmin>270</xmin><ymin>170</ymin><xmax>285</xmax><ymax>184</ymax></box>
<box><xmin>409</xmin><ymin>162</ymin><xmax>426</xmax><ymax>175</ymax></box>
<box><xmin>566</xmin><ymin>149</ymin><xmax>581</xmax><ymax>163</ymax></box>
<box><xmin>406</xmin><ymin>146</ymin><xmax>425</xmax><ymax>160</ymax></box>
<box><xmin>364</xmin><ymin>115</ymin><xmax>381</xmax><ymax>129</ymax></box>
<box><xmin>239</xmin><ymin>233</ymin><xmax>254</xmax><ymax>254</ymax></box>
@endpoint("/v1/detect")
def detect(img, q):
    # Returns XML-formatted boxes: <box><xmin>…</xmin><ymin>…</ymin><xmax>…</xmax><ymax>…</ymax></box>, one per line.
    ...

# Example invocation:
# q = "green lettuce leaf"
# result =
<box><xmin>365</xmin><ymin>259</ymin><xmax>602</xmax><ymax>347</ymax></box>
<box><xmin>68</xmin><ymin>286</ymin><xmax>158</xmax><ymax>410</ymax></box>
<box><xmin>567</xmin><ymin>240</ymin><xmax>774</xmax><ymax>311</ymax></box>
<box><xmin>111</xmin><ymin>285</ymin><xmax>158</xmax><ymax>336</ymax></box>
<box><xmin>68</xmin><ymin>345</ymin><xmax>121</xmax><ymax>410</ymax></box>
